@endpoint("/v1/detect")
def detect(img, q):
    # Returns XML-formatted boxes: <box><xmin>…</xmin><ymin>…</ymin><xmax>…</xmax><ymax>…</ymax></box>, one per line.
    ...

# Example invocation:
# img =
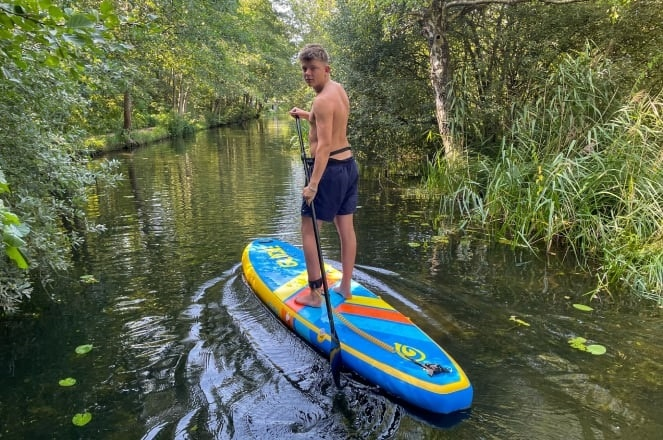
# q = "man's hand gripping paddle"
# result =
<box><xmin>295</xmin><ymin>116</ymin><xmax>343</xmax><ymax>388</ymax></box>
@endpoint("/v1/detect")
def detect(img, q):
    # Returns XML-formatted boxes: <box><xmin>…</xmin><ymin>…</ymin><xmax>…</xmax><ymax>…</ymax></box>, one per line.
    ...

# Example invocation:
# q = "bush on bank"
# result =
<box><xmin>427</xmin><ymin>48</ymin><xmax>663</xmax><ymax>305</ymax></box>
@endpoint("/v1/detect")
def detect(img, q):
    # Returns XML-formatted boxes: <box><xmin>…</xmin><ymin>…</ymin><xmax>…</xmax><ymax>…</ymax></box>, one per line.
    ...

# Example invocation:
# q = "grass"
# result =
<box><xmin>426</xmin><ymin>47</ymin><xmax>663</xmax><ymax>305</ymax></box>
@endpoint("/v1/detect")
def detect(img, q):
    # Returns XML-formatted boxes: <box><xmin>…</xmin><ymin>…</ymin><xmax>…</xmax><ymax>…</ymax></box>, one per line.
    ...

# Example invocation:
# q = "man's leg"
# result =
<box><xmin>296</xmin><ymin>216</ymin><xmax>323</xmax><ymax>307</ymax></box>
<box><xmin>333</xmin><ymin>213</ymin><xmax>355</xmax><ymax>299</ymax></box>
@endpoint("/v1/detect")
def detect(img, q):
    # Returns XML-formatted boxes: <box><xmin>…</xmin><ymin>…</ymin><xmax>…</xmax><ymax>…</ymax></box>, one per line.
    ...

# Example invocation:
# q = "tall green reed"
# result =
<box><xmin>427</xmin><ymin>45</ymin><xmax>663</xmax><ymax>304</ymax></box>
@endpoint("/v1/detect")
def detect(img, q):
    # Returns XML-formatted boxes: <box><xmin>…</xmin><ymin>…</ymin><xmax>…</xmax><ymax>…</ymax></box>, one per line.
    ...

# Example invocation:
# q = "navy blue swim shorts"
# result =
<box><xmin>301</xmin><ymin>157</ymin><xmax>359</xmax><ymax>222</ymax></box>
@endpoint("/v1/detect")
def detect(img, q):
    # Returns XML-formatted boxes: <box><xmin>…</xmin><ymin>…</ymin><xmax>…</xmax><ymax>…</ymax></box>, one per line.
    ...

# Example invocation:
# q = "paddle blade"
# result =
<box><xmin>329</xmin><ymin>335</ymin><xmax>343</xmax><ymax>388</ymax></box>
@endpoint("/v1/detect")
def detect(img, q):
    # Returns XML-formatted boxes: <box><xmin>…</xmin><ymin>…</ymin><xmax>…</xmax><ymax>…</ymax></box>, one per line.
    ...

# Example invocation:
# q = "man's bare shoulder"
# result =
<box><xmin>324</xmin><ymin>81</ymin><xmax>348</xmax><ymax>97</ymax></box>
<box><xmin>310</xmin><ymin>94</ymin><xmax>333</xmax><ymax>118</ymax></box>
<box><xmin>317</xmin><ymin>83</ymin><xmax>347</xmax><ymax>108</ymax></box>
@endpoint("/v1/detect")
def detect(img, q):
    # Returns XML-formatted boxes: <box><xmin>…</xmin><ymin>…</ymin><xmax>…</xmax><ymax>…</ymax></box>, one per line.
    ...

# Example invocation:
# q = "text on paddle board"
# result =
<box><xmin>265</xmin><ymin>246</ymin><xmax>298</xmax><ymax>268</ymax></box>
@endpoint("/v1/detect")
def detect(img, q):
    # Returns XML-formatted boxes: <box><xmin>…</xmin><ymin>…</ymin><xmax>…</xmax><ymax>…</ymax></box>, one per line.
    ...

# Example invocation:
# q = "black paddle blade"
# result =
<box><xmin>329</xmin><ymin>336</ymin><xmax>343</xmax><ymax>388</ymax></box>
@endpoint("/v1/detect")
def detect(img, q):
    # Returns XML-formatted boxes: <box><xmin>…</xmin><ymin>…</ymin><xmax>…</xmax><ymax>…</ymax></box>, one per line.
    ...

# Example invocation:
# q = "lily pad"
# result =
<box><xmin>79</xmin><ymin>274</ymin><xmax>99</xmax><ymax>284</ymax></box>
<box><xmin>72</xmin><ymin>412</ymin><xmax>92</xmax><ymax>427</ymax></box>
<box><xmin>58</xmin><ymin>377</ymin><xmax>77</xmax><ymax>387</ymax></box>
<box><xmin>586</xmin><ymin>344</ymin><xmax>607</xmax><ymax>355</ymax></box>
<box><xmin>75</xmin><ymin>344</ymin><xmax>93</xmax><ymax>355</ymax></box>
<box><xmin>568</xmin><ymin>336</ymin><xmax>587</xmax><ymax>350</ymax></box>
<box><xmin>573</xmin><ymin>303</ymin><xmax>594</xmax><ymax>312</ymax></box>
<box><xmin>568</xmin><ymin>337</ymin><xmax>606</xmax><ymax>355</ymax></box>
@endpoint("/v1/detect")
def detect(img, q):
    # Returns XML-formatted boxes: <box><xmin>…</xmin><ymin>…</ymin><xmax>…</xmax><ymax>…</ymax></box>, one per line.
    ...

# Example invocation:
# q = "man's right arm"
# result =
<box><xmin>289</xmin><ymin>107</ymin><xmax>310</xmax><ymax>120</ymax></box>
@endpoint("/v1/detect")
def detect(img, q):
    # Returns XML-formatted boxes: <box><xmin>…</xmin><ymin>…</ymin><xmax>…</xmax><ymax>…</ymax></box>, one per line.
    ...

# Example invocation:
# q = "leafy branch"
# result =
<box><xmin>0</xmin><ymin>171</ymin><xmax>29</xmax><ymax>270</ymax></box>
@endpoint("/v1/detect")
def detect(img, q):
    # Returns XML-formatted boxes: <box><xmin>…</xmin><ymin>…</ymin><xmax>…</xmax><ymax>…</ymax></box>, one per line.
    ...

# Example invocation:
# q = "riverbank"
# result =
<box><xmin>85</xmin><ymin>107</ymin><xmax>262</xmax><ymax>156</ymax></box>
<box><xmin>85</xmin><ymin>126</ymin><xmax>172</xmax><ymax>156</ymax></box>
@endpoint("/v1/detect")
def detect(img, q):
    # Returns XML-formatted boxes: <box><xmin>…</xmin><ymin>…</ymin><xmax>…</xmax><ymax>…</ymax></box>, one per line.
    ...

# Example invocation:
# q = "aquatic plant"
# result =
<box><xmin>568</xmin><ymin>336</ymin><xmax>607</xmax><ymax>356</ymax></box>
<box><xmin>72</xmin><ymin>412</ymin><xmax>92</xmax><ymax>427</ymax></box>
<box><xmin>58</xmin><ymin>377</ymin><xmax>77</xmax><ymax>387</ymax></box>
<box><xmin>75</xmin><ymin>344</ymin><xmax>94</xmax><ymax>355</ymax></box>
<box><xmin>427</xmin><ymin>46</ymin><xmax>663</xmax><ymax>304</ymax></box>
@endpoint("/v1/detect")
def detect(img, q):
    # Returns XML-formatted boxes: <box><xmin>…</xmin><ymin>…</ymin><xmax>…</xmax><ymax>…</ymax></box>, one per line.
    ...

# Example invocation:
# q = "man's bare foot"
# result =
<box><xmin>295</xmin><ymin>289</ymin><xmax>322</xmax><ymax>307</ymax></box>
<box><xmin>332</xmin><ymin>287</ymin><xmax>352</xmax><ymax>300</ymax></box>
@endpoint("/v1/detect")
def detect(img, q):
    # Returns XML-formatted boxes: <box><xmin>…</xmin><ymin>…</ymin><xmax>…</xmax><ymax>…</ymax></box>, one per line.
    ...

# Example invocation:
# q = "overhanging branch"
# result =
<box><xmin>443</xmin><ymin>0</ymin><xmax>587</xmax><ymax>9</ymax></box>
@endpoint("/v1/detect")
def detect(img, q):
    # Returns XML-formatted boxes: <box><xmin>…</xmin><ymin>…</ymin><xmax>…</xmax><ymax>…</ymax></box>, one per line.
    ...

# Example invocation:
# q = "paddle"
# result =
<box><xmin>295</xmin><ymin>116</ymin><xmax>343</xmax><ymax>388</ymax></box>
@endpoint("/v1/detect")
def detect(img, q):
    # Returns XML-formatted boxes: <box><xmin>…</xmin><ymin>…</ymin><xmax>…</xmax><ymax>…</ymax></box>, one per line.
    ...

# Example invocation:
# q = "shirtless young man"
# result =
<box><xmin>289</xmin><ymin>44</ymin><xmax>359</xmax><ymax>307</ymax></box>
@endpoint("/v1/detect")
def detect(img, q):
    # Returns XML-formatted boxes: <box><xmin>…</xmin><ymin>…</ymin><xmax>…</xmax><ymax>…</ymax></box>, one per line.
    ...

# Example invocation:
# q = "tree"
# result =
<box><xmin>328</xmin><ymin>1</ymin><xmax>435</xmax><ymax>172</ymax></box>
<box><xmin>0</xmin><ymin>1</ymin><xmax>122</xmax><ymax>312</ymax></box>
<box><xmin>417</xmin><ymin>0</ymin><xmax>589</xmax><ymax>158</ymax></box>
<box><xmin>1</xmin><ymin>0</ymin><xmax>299</xmax><ymax>312</ymax></box>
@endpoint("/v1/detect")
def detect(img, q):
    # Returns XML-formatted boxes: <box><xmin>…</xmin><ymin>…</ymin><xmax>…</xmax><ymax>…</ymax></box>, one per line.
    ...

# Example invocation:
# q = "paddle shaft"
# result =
<box><xmin>295</xmin><ymin>116</ymin><xmax>339</xmax><ymax>338</ymax></box>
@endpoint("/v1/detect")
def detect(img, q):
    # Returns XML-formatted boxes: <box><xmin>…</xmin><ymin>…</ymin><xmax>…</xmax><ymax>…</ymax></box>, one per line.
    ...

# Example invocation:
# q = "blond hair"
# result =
<box><xmin>298</xmin><ymin>44</ymin><xmax>330</xmax><ymax>64</ymax></box>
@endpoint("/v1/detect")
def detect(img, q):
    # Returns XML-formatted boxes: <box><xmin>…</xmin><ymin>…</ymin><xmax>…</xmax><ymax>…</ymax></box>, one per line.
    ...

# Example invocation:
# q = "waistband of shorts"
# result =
<box><xmin>327</xmin><ymin>156</ymin><xmax>354</xmax><ymax>165</ymax></box>
<box><xmin>306</xmin><ymin>156</ymin><xmax>355</xmax><ymax>166</ymax></box>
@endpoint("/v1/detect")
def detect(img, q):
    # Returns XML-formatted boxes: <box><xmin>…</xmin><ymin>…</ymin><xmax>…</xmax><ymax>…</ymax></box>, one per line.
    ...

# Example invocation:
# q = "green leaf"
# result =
<box><xmin>3</xmin><ymin>223</ymin><xmax>30</xmax><ymax>237</ymax></box>
<box><xmin>66</xmin><ymin>14</ymin><xmax>95</xmax><ymax>29</ymax></box>
<box><xmin>100</xmin><ymin>0</ymin><xmax>114</xmax><ymax>15</ymax></box>
<box><xmin>45</xmin><ymin>54</ymin><xmax>60</xmax><ymax>67</ymax></box>
<box><xmin>586</xmin><ymin>344</ymin><xmax>607</xmax><ymax>355</ymax></box>
<box><xmin>407</xmin><ymin>242</ymin><xmax>421</xmax><ymax>248</ymax></box>
<box><xmin>79</xmin><ymin>274</ymin><xmax>98</xmax><ymax>284</ymax></box>
<box><xmin>430</xmin><ymin>235</ymin><xmax>448</xmax><ymax>243</ymax></box>
<box><xmin>59</xmin><ymin>377</ymin><xmax>77</xmax><ymax>387</ymax></box>
<box><xmin>2</xmin><ymin>211</ymin><xmax>21</xmax><ymax>225</ymax></box>
<box><xmin>0</xmin><ymin>170</ymin><xmax>8</xmax><ymax>189</ymax></box>
<box><xmin>509</xmin><ymin>315</ymin><xmax>530</xmax><ymax>326</ymax></box>
<box><xmin>72</xmin><ymin>412</ymin><xmax>92</xmax><ymax>427</ymax></box>
<box><xmin>573</xmin><ymin>303</ymin><xmax>594</xmax><ymax>312</ymax></box>
<box><xmin>3</xmin><ymin>228</ymin><xmax>26</xmax><ymax>247</ymax></box>
<box><xmin>5</xmin><ymin>246</ymin><xmax>28</xmax><ymax>269</ymax></box>
<box><xmin>12</xmin><ymin>223</ymin><xmax>29</xmax><ymax>236</ymax></box>
<box><xmin>568</xmin><ymin>336</ymin><xmax>587</xmax><ymax>350</ymax></box>
<box><xmin>75</xmin><ymin>344</ymin><xmax>93</xmax><ymax>354</ymax></box>
<box><xmin>48</xmin><ymin>6</ymin><xmax>64</xmax><ymax>22</ymax></box>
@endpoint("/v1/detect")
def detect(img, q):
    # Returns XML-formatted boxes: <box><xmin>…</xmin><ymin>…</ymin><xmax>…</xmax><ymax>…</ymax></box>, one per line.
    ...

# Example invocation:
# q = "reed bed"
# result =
<box><xmin>427</xmin><ymin>48</ymin><xmax>663</xmax><ymax>304</ymax></box>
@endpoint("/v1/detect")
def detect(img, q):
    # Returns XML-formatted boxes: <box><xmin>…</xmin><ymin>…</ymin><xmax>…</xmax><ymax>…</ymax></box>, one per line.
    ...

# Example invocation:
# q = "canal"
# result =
<box><xmin>0</xmin><ymin>116</ymin><xmax>660</xmax><ymax>439</ymax></box>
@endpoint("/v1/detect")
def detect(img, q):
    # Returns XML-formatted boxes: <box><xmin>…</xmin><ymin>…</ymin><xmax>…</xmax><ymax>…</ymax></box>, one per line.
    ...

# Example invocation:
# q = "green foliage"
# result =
<box><xmin>568</xmin><ymin>336</ymin><xmax>607</xmax><ymax>355</ymax></box>
<box><xmin>0</xmin><ymin>1</ymin><xmax>122</xmax><ymax>313</ymax></box>
<box><xmin>158</xmin><ymin>112</ymin><xmax>197</xmax><ymax>138</ymax></box>
<box><xmin>428</xmin><ymin>47</ymin><xmax>663</xmax><ymax>304</ymax></box>
<box><xmin>75</xmin><ymin>344</ymin><xmax>93</xmax><ymax>355</ymax></box>
<box><xmin>0</xmin><ymin>0</ymin><xmax>299</xmax><ymax>312</ymax></box>
<box><xmin>123</xmin><ymin>0</ymin><xmax>296</xmax><ymax>130</ymax></box>
<box><xmin>71</xmin><ymin>411</ymin><xmax>92</xmax><ymax>427</ymax></box>
<box><xmin>59</xmin><ymin>377</ymin><xmax>77</xmax><ymax>387</ymax></box>
<box><xmin>328</xmin><ymin>1</ymin><xmax>437</xmax><ymax>173</ymax></box>
<box><xmin>1</xmin><ymin>171</ymin><xmax>29</xmax><ymax>270</ymax></box>
<box><xmin>0</xmin><ymin>170</ymin><xmax>33</xmax><ymax>310</ymax></box>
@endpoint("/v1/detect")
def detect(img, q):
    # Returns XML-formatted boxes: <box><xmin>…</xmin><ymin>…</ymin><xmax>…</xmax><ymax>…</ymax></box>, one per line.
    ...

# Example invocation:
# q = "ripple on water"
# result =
<box><xmin>136</xmin><ymin>266</ymin><xmax>406</xmax><ymax>439</ymax></box>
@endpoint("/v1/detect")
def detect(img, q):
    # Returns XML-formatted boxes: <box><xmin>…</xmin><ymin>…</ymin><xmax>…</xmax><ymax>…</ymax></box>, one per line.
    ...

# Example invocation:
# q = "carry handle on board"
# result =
<box><xmin>295</xmin><ymin>116</ymin><xmax>343</xmax><ymax>388</ymax></box>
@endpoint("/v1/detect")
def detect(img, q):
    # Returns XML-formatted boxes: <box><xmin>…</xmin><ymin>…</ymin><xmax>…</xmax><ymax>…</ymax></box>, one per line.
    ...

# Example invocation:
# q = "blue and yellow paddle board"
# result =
<box><xmin>241</xmin><ymin>238</ymin><xmax>473</xmax><ymax>414</ymax></box>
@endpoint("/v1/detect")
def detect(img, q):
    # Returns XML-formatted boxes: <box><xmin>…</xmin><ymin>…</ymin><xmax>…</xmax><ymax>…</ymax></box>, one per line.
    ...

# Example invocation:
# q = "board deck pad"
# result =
<box><xmin>242</xmin><ymin>238</ymin><xmax>473</xmax><ymax>414</ymax></box>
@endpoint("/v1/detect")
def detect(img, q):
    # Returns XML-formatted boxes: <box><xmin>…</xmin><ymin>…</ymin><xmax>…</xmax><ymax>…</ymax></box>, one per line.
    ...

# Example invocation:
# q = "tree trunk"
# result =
<box><xmin>419</xmin><ymin>0</ymin><xmax>587</xmax><ymax>159</ymax></box>
<box><xmin>123</xmin><ymin>89</ymin><xmax>132</xmax><ymax>131</ymax></box>
<box><xmin>178</xmin><ymin>85</ymin><xmax>189</xmax><ymax>116</ymax></box>
<box><xmin>421</xmin><ymin>4</ymin><xmax>457</xmax><ymax>158</ymax></box>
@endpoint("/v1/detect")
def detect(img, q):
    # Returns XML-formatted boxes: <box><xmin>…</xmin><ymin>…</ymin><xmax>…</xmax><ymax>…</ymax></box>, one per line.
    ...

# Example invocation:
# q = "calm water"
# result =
<box><xmin>0</xmin><ymin>117</ymin><xmax>661</xmax><ymax>439</ymax></box>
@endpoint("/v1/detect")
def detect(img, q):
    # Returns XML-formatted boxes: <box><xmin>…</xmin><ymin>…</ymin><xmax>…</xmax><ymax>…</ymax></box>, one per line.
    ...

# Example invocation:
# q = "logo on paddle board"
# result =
<box><xmin>265</xmin><ymin>246</ymin><xmax>298</xmax><ymax>268</ymax></box>
<box><xmin>394</xmin><ymin>343</ymin><xmax>426</xmax><ymax>362</ymax></box>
